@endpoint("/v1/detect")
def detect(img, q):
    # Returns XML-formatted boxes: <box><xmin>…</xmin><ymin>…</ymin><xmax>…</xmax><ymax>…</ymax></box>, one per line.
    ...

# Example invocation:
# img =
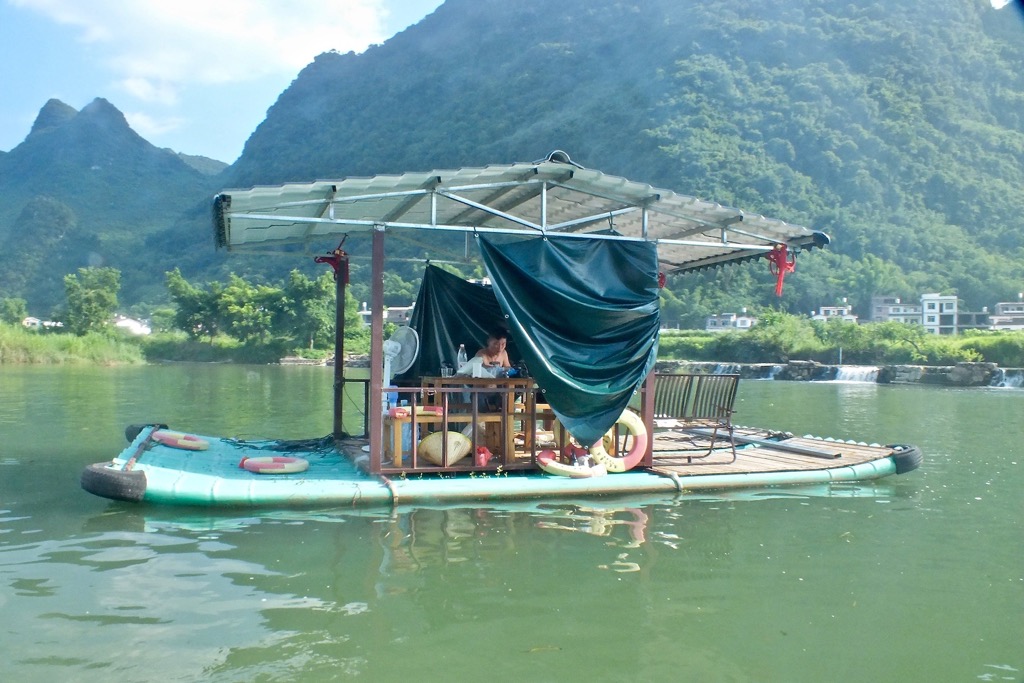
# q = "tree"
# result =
<box><xmin>282</xmin><ymin>270</ymin><xmax>336</xmax><ymax>349</ymax></box>
<box><xmin>220</xmin><ymin>274</ymin><xmax>286</xmax><ymax>343</ymax></box>
<box><xmin>63</xmin><ymin>267</ymin><xmax>120</xmax><ymax>336</ymax></box>
<box><xmin>0</xmin><ymin>297</ymin><xmax>28</xmax><ymax>325</ymax></box>
<box><xmin>166</xmin><ymin>268</ymin><xmax>224</xmax><ymax>340</ymax></box>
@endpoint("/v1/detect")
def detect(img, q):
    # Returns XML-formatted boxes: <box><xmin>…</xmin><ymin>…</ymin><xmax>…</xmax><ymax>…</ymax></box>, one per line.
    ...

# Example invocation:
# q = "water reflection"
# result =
<box><xmin>0</xmin><ymin>530</ymin><xmax>290</xmax><ymax>680</ymax></box>
<box><xmin>5</xmin><ymin>366</ymin><xmax>1023</xmax><ymax>680</ymax></box>
<box><xmin>533</xmin><ymin>505</ymin><xmax>649</xmax><ymax>548</ymax></box>
<box><xmin>0</xmin><ymin>467</ymin><xmax>1007</xmax><ymax>682</ymax></box>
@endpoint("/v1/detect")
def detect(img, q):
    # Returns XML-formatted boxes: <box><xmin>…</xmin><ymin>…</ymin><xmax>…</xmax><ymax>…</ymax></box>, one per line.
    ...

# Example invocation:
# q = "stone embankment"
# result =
<box><xmin>284</xmin><ymin>355</ymin><xmax>1022</xmax><ymax>388</ymax></box>
<box><xmin>655</xmin><ymin>360</ymin><xmax>1024</xmax><ymax>388</ymax></box>
<box><xmin>279</xmin><ymin>355</ymin><xmax>371</xmax><ymax>367</ymax></box>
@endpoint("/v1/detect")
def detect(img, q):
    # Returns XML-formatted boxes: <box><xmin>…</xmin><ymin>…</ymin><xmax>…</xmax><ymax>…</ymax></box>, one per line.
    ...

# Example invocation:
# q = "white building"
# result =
<box><xmin>989</xmin><ymin>300</ymin><xmax>1024</xmax><ymax>331</ymax></box>
<box><xmin>920</xmin><ymin>293</ymin><xmax>958</xmax><ymax>335</ymax></box>
<box><xmin>705</xmin><ymin>312</ymin><xmax>757</xmax><ymax>332</ymax></box>
<box><xmin>811</xmin><ymin>305</ymin><xmax>858</xmax><ymax>323</ymax></box>
<box><xmin>358</xmin><ymin>303</ymin><xmax>414</xmax><ymax>327</ymax></box>
<box><xmin>872</xmin><ymin>293</ymin><xmax>962</xmax><ymax>333</ymax></box>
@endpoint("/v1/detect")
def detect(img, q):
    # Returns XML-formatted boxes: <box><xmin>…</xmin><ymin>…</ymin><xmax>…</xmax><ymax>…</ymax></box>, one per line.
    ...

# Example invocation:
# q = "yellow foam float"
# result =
<box><xmin>417</xmin><ymin>431</ymin><xmax>472</xmax><ymax>467</ymax></box>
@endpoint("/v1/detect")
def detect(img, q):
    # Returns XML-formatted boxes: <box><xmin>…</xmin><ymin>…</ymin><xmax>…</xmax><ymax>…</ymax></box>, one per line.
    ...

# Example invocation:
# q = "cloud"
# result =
<box><xmin>120</xmin><ymin>77</ymin><xmax>179</xmax><ymax>106</ymax></box>
<box><xmin>124</xmin><ymin>110</ymin><xmax>185</xmax><ymax>139</ymax></box>
<box><xmin>11</xmin><ymin>0</ymin><xmax>389</xmax><ymax>103</ymax></box>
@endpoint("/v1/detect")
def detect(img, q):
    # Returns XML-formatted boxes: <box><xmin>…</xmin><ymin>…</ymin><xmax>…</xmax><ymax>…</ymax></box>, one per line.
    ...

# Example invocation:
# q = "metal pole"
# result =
<box><xmin>314</xmin><ymin>242</ymin><xmax>349</xmax><ymax>440</ymax></box>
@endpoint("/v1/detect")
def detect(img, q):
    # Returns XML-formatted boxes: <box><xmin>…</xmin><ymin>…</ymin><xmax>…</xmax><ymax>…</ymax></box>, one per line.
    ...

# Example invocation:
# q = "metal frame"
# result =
<box><xmin>214</xmin><ymin>154</ymin><xmax>829</xmax><ymax>276</ymax></box>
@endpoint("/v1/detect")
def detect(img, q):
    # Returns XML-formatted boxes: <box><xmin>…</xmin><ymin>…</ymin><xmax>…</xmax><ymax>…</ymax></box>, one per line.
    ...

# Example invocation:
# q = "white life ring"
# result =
<box><xmin>239</xmin><ymin>456</ymin><xmax>310</xmax><ymax>474</ymax></box>
<box><xmin>589</xmin><ymin>409</ymin><xmax>648</xmax><ymax>473</ymax></box>
<box><xmin>537</xmin><ymin>449</ymin><xmax>608</xmax><ymax>478</ymax></box>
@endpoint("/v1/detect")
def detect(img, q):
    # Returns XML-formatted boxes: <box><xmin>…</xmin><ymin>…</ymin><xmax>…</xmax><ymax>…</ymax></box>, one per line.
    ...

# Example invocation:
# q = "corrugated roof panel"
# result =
<box><xmin>213</xmin><ymin>155</ymin><xmax>829</xmax><ymax>272</ymax></box>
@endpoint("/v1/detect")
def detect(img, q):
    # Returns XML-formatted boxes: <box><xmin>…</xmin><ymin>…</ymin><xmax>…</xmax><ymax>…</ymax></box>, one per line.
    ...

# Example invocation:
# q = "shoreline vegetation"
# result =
<box><xmin>2</xmin><ymin>316</ymin><xmax>1023</xmax><ymax>369</ymax></box>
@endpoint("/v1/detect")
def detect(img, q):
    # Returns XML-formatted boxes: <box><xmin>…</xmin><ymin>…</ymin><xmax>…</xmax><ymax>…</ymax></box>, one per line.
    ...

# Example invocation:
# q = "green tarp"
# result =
<box><xmin>398</xmin><ymin>266</ymin><xmax>517</xmax><ymax>382</ymax></box>
<box><xmin>479</xmin><ymin>236</ymin><xmax>660</xmax><ymax>446</ymax></box>
<box><xmin>400</xmin><ymin>236</ymin><xmax>660</xmax><ymax>446</ymax></box>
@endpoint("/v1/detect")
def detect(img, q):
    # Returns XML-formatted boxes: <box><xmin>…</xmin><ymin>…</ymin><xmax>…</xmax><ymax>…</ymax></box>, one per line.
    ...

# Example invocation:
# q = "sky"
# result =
<box><xmin>0</xmin><ymin>0</ymin><xmax>444</xmax><ymax>163</ymax></box>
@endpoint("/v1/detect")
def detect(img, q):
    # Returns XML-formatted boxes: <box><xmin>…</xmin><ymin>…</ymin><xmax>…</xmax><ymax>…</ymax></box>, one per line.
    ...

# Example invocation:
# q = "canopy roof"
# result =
<box><xmin>213</xmin><ymin>151</ymin><xmax>828</xmax><ymax>274</ymax></box>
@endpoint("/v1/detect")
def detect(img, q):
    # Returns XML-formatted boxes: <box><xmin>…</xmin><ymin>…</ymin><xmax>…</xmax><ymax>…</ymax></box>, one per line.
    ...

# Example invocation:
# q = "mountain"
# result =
<box><xmin>176</xmin><ymin>152</ymin><xmax>229</xmax><ymax>176</ymax></box>
<box><xmin>0</xmin><ymin>98</ymin><xmax>215</xmax><ymax>229</ymax></box>
<box><xmin>0</xmin><ymin>98</ymin><xmax>220</xmax><ymax>311</ymax></box>
<box><xmin>3</xmin><ymin>0</ymin><xmax>1024</xmax><ymax>321</ymax></box>
<box><xmin>228</xmin><ymin>0</ymin><xmax>677</xmax><ymax>187</ymax></box>
<box><xmin>225</xmin><ymin>0</ymin><xmax>1024</xmax><ymax>319</ymax></box>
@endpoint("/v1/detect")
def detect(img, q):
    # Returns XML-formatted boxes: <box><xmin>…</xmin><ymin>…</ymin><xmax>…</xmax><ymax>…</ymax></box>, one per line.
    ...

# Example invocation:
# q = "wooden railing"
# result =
<box><xmin>376</xmin><ymin>383</ymin><xmax>548</xmax><ymax>474</ymax></box>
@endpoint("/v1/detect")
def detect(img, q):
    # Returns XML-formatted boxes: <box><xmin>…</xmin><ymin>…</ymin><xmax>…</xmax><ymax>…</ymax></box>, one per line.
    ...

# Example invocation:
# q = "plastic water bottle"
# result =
<box><xmin>456</xmin><ymin>344</ymin><xmax>468</xmax><ymax>371</ymax></box>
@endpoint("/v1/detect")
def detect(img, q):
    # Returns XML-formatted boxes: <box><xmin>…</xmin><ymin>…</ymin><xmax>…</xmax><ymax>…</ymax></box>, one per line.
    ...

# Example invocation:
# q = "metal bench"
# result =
<box><xmin>653</xmin><ymin>373</ymin><xmax>739</xmax><ymax>463</ymax></box>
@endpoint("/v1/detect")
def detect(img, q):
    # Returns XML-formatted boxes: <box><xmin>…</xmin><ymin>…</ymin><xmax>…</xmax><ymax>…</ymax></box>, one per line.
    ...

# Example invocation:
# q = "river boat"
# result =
<box><xmin>81</xmin><ymin>151</ymin><xmax>921</xmax><ymax>507</ymax></box>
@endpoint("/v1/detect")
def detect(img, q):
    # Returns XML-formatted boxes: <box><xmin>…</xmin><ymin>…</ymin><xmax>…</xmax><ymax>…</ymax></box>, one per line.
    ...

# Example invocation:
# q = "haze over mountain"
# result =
<box><xmin>2</xmin><ymin>0</ymin><xmax>1022</xmax><ymax>323</ymax></box>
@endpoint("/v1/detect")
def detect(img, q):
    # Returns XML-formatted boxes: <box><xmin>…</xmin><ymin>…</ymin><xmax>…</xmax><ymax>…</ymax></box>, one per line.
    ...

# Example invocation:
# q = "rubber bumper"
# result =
<box><xmin>81</xmin><ymin>463</ymin><xmax>147</xmax><ymax>502</ymax></box>
<box><xmin>888</xmin><ymin>444</ymin><xmax>923</xmax><ymax>474</ymax></box>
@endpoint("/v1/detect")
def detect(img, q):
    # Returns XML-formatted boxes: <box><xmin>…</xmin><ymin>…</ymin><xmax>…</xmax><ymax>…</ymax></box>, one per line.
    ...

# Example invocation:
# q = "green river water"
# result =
<box><xmin>0</xmin><ymin>365</ymin><xmax>1020</xmax><ymax>682</ymax></box>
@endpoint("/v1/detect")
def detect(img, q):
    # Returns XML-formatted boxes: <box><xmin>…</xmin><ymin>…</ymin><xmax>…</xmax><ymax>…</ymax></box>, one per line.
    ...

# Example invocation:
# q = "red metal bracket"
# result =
<box><xmin>315</xmin><ymin>240</ymin><xmax>350</xmax><ymax>283</ymax></box>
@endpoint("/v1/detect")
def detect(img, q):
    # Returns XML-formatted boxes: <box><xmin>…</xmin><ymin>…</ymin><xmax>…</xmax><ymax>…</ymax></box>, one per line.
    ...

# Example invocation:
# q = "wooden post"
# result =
<box><xmin>368</xmin><ymin>226</ymin><xmax>386</xmax><ymax>473</ymax></box>
<box><xmin>641</xmin><ymin>369</ymin><xmax>655</xmax><ymax>467</ymax></box>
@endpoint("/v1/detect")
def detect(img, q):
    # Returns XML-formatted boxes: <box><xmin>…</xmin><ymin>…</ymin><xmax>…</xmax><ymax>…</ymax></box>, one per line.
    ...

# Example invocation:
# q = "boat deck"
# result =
<box><xmin>341</xmin><ymin>424</ymin><xmax>903</xmax><ymax>481</ymax></box>
<box><xmin>649</xmin><ymin>426</ymin><xmax>892</xmax><ymax>478</ymax></box>
<box><xmin>85</xmin><ymin>424</ymin><xmax>914</xmax><ymax>508</ymax></box>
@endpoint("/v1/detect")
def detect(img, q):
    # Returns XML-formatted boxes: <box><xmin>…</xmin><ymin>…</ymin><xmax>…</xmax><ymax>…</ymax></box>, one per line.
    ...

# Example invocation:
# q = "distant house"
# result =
<box><xmin>705</xmin><ymin>312</ymin><xmax>757</xmax><ymax>332</ymax></box>
<box><xmin>869</xmin><ymin>296</ymin><xmax>901</xmax><ymax>322</ymax></box>
<box><xmin>921</xmin><ymin>293</ymin><xmax>958</xmax><ymax>335</ymax></box>
<box><xmin>872</xmin><ymin>293</ymin><xmax>962</xmax><ymax>334</ymax></box>
<box><xmin>957</xmin><ymin>308</ymin><xmax>991</xmax><ymax>332</ymax></box>
<box><xmin>989</xmin><ymin>301</ymin><xmax>1024</xmax><ymax>331</ymax></box>
<box><xmin>21</xmin><ymin>317</ymin><xmax>64</xmax><ymax>330</ymax></box>
<box><xmin>870</xmin><ymin>296</ymin><xmax>922</xmax><ymax>324</ymax></box>
<box><xmin>811</xmin><ymin>305</ymin><xmax>858</xmax><ymax>323</ymax></box>
<box><xmin>358</xmin><ymin>303</ymin><xmax>414</xmax><ymax>327</ymax></box>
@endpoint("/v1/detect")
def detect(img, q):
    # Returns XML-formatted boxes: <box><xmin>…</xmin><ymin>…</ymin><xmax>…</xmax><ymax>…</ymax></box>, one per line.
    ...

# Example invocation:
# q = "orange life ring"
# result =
<box><xmin>239</xmin><ymin>456</ymin><xmax>310</xmax><ymax>474</ymax></box>
<box><xmin>589</xmin><ymin>409</ymin><xmax>648</xmax><ymax>473</ymax></box>
<box><xmin>152</xmin><ymin>430</ymin><xmax>209</xmax><ymax>451</ymax></box>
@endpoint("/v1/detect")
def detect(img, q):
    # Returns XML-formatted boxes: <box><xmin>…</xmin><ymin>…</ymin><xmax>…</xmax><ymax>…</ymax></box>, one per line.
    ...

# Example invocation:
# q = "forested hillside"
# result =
<box><xmin>2</xmin><ymin>0</ymin><xmax>1022</xmax><ymax>325</ymax></box>
<box><xmin>0</xmin><ymin>98</ymin><xmax>220</xmax><ymax>311</ymax></box>
<box><xmin>227</xmin><ymin>0</ymin><xmax>1024</xmax><ymax>323</ymax></box>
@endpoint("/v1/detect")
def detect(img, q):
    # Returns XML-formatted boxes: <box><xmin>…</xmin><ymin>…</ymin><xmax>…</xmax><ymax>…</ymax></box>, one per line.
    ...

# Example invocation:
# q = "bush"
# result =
<box><xmin>956</xmin><ymin>331</ymin><xmax>1024</xmax><ymax>367</ymax></box>
<box><xmin>0</xmin><ymin>322</ymin><xmax>144</xmax><ymax>364</ymax></box>
<box><xmin>655</xmin><ymin>317</ymin><xmax>1023</xmax><ymax>367</ymax></box>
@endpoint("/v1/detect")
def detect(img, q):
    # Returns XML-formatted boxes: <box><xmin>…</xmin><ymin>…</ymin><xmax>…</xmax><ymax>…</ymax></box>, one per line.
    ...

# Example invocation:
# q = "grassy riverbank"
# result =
<box><xmin>659</xmin><ymin>320</ymin><xmax>1024</xmax><ymax>367</ymax></box>
<box><xmin>0</xmin><ymin>323</ymin><xmax>145</xmax><ymax>365</ymax></box>
<box><xmin>3</xmin><ymin>319</ymin><xmax>1023</xmax><ymax>368</ymax></box>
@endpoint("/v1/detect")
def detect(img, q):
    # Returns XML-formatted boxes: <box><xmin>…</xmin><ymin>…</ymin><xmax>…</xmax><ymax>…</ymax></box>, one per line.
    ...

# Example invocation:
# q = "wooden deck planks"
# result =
<box><xmin>650</xmin><ymin>429</ymin><xmax>893</xmax><ymax>477</ymax></box>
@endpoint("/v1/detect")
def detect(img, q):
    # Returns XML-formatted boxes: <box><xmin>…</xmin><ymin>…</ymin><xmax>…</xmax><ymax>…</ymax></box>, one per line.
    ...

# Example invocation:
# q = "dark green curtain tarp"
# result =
<box><xmin>479</xmin><ymin>236</ymin><xmax>660</xmax><ymax>446</ymax></box>
<box><xmin>396</xmin><ymin>266</ymin><xmax>518</xmax><ymax>384</ymax></box>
